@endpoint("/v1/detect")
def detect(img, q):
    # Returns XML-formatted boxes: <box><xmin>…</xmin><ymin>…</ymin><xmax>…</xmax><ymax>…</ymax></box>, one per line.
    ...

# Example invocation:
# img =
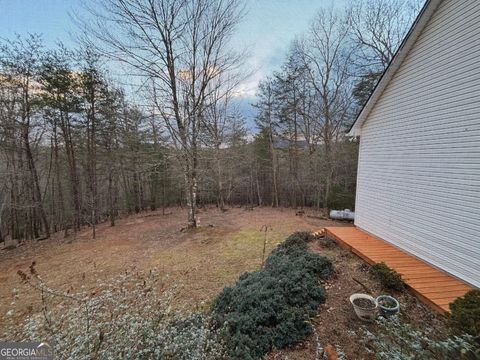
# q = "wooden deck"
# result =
<box><xmin>325</xmin><ymin>226</ymin><xmax>474</xmax><ymax>313</ymax></box>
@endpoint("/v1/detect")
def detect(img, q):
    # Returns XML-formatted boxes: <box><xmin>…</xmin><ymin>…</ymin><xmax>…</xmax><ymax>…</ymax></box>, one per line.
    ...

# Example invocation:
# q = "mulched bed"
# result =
<box><xmin>266</xmin><ymin>235</ymin><xmax>450</xmax><ymax>360</ymax></box>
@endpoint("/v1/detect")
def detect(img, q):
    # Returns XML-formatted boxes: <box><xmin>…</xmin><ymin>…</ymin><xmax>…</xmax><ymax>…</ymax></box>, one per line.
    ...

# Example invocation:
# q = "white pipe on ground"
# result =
<box><xmin>329</xmin><ymin>209</ymin><xmax>355</xmax><ymax>221</ymax></box>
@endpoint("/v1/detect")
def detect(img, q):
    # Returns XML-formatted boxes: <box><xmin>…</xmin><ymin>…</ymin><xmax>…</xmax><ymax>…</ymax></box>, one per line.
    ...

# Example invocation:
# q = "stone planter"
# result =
<box><xmin>350</xmin><ymin>293</ymin><xmax>377</xmax><ymax>321</ymax></box>
<box><xmin>376</xmin><ymin>295</ymin><xmax>400</xmax><ymax>317</ymax></box>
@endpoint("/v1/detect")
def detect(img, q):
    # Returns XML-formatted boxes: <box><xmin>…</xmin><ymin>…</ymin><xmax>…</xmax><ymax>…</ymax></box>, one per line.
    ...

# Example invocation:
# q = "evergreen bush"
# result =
<box><xmin>369</xmin><ymin>262</ymin><xmax>405</xmax><ymax>291</ymax></box>
<box><xmin>449</xmin><ymin>289</ymin><xmax>480</xmax><ymax>337</ymax></box>
<box><xmin>281</xmin><ymin>231</ymin><xmax>315</xmax><ymax>249</ymax></box>
<box><xmin>212</xmin><ymin>232</ymin><xmax>332</xmax><ymax>359</ymax></box>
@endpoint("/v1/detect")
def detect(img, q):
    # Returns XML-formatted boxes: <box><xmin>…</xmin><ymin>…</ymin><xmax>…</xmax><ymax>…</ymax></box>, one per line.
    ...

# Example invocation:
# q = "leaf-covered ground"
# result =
<box><xmin>0</xmin><ymin>207</ymin><xmax>336</xmax><ymax>328</ymax></box>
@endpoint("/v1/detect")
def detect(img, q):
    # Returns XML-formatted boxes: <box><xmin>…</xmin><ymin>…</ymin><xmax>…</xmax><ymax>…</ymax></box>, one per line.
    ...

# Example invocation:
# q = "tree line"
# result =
<box><xmin>252</xmin><ymin>0</ymin><xmax>420</xmax><ymax>210</ymax></box>
<box><xmin>0</xmin><ymin>0</ymin><xmax>420</xmax><ymax>241</ymax></box>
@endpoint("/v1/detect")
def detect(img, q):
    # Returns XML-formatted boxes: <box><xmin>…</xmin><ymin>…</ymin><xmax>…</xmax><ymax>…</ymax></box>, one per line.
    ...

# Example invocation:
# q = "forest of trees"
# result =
<box><xmin>0</xmin><ymin>0</ymin><xmax>420</xmax><ymax>241</ymax></box>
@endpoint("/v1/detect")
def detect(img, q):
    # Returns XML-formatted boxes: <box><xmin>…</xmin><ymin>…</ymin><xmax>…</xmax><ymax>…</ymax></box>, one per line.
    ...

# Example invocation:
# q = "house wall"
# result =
<box><xmin>355</xmin><ymin>0</ymin><xmax>480</xmax><ymax>287</ymax></box>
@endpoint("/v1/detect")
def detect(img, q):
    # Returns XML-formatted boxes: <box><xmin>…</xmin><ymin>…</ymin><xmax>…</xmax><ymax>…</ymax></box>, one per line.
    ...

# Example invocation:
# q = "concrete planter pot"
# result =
<box><xmin>350</xmin><ymin>293</ymin><xmax>377</xmax><ymax>321</ymax></box>
<box><xmin>376</xmin><ymin>295</ymin><xmax>400</xmax><ymax>317</ymax></box>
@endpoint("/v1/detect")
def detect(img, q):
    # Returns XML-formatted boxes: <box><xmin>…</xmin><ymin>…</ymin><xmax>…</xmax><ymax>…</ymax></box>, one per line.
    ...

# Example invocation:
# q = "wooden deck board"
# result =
<box><xmin>408</xmin><ymin>279</ymin><xmax>462</xmax><ymax>287</ymax></box>
<box><xmin>325</xmin><ymin>227</ymin><xmax>474</xmax><ymax>313</ymax></box>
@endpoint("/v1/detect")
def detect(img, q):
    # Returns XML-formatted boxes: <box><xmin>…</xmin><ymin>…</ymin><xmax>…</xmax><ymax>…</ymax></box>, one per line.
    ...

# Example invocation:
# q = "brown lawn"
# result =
<box><xmin>0</xmin><ymin>207</ymin><xmax>336</xmax><ymax>329</ymax></box>
<box><xmin>0</xmin><ymin>206</ymin><xmax>447</xmax><ymax>358</ymax></box>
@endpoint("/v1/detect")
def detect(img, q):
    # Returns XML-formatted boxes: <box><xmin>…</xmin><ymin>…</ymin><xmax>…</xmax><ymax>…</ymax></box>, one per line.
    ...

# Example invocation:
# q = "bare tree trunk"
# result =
<box><xmin>269</xmin><ymin>134</ymin><xmax>279</xmax><ymax>208</ymax></box>
<box><xmin>9</xmin><ymin>156</ymin><xmax>21</xmax><ymax>240</ymax></box>
<box><xmin>215</xmin><ymin>144</ymin><xmax>225</xmax><ymax>210</ymax></box>
<box><xmin>52</xmin><ymin>122</ymin><xmax>67</xmax><ymax>236</ymax></box>
<box><xmin>90</xmin><ymin>103</ymin><xmax>97</xmax><ymax>239</ymax></box>
<box><xmin>108</xmin><ymin>170</ymin><xmax>115</xmax><ymax>226</ymax></box>
<box><xmin>322</xmin><ymin>100</ymin><xmax>333</xmax><ymax>211</ymax></box>
<box><xmin>162</xmin><ymin>157</ymin><xmax>167</xmax><ymax>216</ymax></box>
<box><xmin>23</xmin><ymin>87</ymin><xmax>50</xmax><ymax>239</ymax></box>
<box><xmin>255</xmin><ymin>164</ymin><xmax>262</xmax><ymax>206</ymax></box>
<box><xmin>59</xmin><ymin>112</ymin><xmax>82</xmax><ymax>233</ymax></box>
<box><xmin>184</xmin><ymin>168</ymin><xmax>197</xmax><ymax>228</ymax></box>
<box><xmin>185</xmin><ymin>148</ymin><xmax>198</xmax><ymax>228</ymax></box>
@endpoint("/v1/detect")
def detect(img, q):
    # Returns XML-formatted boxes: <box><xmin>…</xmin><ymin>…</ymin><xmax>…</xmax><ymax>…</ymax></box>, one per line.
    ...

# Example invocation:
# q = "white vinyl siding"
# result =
<box><xmin>355</xmin><ymin>0</ymin><xmax>480</xmax><ymax>287</ymax></box>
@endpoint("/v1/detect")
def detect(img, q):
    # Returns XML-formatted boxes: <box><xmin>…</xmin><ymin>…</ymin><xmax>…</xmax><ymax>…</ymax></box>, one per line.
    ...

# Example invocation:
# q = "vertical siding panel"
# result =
<box><xmin>355</xmin><ymin>0</ymin><xmax>480</xmax><ymax>287</ymax></box>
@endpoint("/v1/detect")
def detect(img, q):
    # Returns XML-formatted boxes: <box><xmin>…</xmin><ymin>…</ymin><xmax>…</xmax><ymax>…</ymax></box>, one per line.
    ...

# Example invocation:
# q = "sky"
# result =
<box><xmin>0</xmin><ymin>0</ymin><xmax>338</xmax><ymax>128</ymax></box>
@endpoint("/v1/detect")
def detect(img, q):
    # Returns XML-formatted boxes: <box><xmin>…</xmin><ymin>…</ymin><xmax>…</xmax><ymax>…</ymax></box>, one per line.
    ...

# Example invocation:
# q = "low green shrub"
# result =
<box><xmin>369</xmin><ymin>262</ymin><xmax>405</xmax><ymax>291</ymax></box>
<box><xmin>212</xmin><ymin>233</ymin><xmax>332</xmax><ymax>360</ymax></box>
<box><xmin>212</xmin><ymin>271</ymin><xmax>317</xmax><ymax>359</ymax></box>
<box><xmin>281</xmin><ymin>231</ymin><xmax>315</xmax><ymax>249</ymax></box>
<box><xmin>266</xmin><ymin>244</ymin><xmax>333</xmax><ymax>284</ymax></box>
<box><xmin>450</xmin><ymin>290</ymin><xmax>480</xmax><ymax>337</ymax></box>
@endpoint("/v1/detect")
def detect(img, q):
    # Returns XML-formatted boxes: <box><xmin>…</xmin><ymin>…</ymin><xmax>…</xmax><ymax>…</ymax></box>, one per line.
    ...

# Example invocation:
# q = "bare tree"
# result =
<box><xmin>346</xmin><ymin>0</ymin><xmax>422</xmax><ymax>107</ymax></box>
<box><xmin>254</xmin><ymin>79</ymin><xmax>280</xmax><ymax>208</ymax></box>
<box><xmin>347</xmin><ymin>0</ymin><xmax>421</xmax><ymax>70</ymax></box>
<box><xmin>76</xmin><ymin>0</ymin><xmax>245</xmax><ymax>228</ymax></box>
<box><xmin>200</xmin><ymin>72</ymin><xmax>244</xmax><ymax>210</ymax></box>
<box><xmin>297</xmin><ymin>8</ymin><xmax>355</xmax><ymax>209</ymax></box>
<box><xmin>0</xmin><ymin>35</ymin><xmax>50</xmax><ymax>239</ymax></box>
<box><xmin>40</xmin><ymin>45</ymin><xmax>83</xmax><ymax>234</ymax></box>
<box><xmin>78</xmin><ymin>48</ymin><xmax>107</xmax><ymax>239</ymax></box>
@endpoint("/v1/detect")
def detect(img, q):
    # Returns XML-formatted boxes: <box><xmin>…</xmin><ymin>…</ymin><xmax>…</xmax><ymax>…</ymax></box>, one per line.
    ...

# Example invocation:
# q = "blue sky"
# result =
<box><xmin>0</xmin><ymin>0</ymin><xmax>337</xmax><ymax>127</ymax></box>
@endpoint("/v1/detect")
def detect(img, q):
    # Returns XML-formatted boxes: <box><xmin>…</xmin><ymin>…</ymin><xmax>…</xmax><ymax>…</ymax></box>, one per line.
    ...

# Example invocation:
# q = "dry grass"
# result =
<box><xmin>0</xmin><ymin>206</ymin><xmax>338</xmax><ymax>329</ymax></box>
<box><xmin>0</xmin><ymin>207</ymin><xmax>448</xmax><ymax>359</ymax></box>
